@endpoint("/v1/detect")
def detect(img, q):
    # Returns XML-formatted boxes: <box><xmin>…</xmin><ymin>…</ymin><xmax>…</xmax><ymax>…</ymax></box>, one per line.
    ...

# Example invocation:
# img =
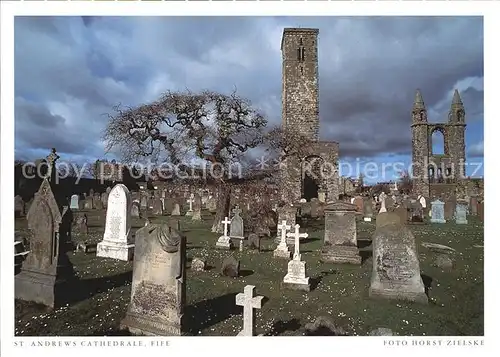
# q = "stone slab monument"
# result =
<box><xmin>321</xmin><ymin>201</ymin><xmax>361</xmax><ymax>265</ymax></box>
<box><xmin>15</xmin><ymin>178</ymin><xmax>75</xmax><ymax>308</ymax></box>
<box><xmin>121</xmin><ymin>223</ymin><xmax>186</xmax><ymax>335</ymax></box>
<box><xmin>369</xmin><ymin>212</ymin><xmax>428</xmax><ymax>304</ymax></box>
<box><xmin>96</xmin><ymin>184</ymin><xmax>134</xmax><ymax>261</ymax></box>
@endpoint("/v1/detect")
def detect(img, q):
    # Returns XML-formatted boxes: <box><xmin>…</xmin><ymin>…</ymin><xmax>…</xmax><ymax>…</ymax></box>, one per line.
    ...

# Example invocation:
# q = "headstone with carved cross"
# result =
<box><xmin>216</xmin><ymin>217</ymin><xmax>232</xmax><ymax>250</ymax></box>
<box><xmin>283</xmin><ymin>224</ymin><xmax>311</xmax><ymax>291</ymax></box>
<box><xmin>273</xmin><ymin>220</ymin><xmax>291</xmax><ymax>259</ymax></box>
<box><xmin>236</xmin><ymin>285</ymin><xmax>264</xmax><ymax>336</ymax></box>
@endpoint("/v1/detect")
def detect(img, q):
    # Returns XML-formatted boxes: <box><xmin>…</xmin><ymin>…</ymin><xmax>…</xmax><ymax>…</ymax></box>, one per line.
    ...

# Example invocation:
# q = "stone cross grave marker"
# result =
<box><xmin>236</xmin><ymin>285</ymin><xmax>264</xmax><ymax>336</ymax></box>
<box><xmin>283</xmin><ymin>224</ymin><xmax>310</xmax><ymax>291</ymax></box>
<box><xmin>273</xmin><ymin>220</ymin><xmax>291</xmax><ymax>259</ymax></box>
<box><xmin>216</xmin><ymin>217</ymin><xmax>232</xmax><ymax>250</ymax></box>
<box><xmin>287</xmin><ymin>224</ymin><xmax>308</xmax><ymax>261</ymax></box>
<box><xmin>185</xmin><ymin>193</ymin><xmax>194</xmax><ymax>216</ymax></box>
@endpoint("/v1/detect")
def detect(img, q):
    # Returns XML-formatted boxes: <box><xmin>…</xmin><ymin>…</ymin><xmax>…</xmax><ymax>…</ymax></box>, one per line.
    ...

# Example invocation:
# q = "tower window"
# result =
<box><xmin>299</xmin><ymin>37</ymin><xmax>303</xmax><ymax>46</ymax></box>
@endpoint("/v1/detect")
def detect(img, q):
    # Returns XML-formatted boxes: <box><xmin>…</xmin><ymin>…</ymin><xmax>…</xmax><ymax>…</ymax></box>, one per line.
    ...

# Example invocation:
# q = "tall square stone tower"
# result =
<box><xmin>281</xmin><ymin>28</ymin><xmax>320</xmax><ymax>141</ymax></box>
<box><xmin>280</xmin><ymin>28</ymin><xmax>339</xmax><ymax>204</ymax></box>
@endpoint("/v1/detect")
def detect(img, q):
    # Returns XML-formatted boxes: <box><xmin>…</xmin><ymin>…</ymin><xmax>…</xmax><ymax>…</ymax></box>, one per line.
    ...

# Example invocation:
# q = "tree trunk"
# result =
<box><xmin>211</xmin><ymin>183</ymin><xmax>231</xmax><ymax>233</ymax></box>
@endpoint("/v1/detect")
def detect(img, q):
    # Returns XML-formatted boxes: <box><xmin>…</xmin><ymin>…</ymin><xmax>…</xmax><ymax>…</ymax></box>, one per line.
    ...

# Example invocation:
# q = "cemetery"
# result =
<box><xmin>13</xmin><ymin>27</ymin><xmax>484</xmax><ymax>337</ymax></box>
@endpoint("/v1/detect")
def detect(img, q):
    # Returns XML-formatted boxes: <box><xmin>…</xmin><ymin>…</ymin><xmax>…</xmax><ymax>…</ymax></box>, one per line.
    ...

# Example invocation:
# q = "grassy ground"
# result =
<box><xmin>14</xmin><ymin>210</ymin><xmax>484</xmax><ymax>336</ymax></box>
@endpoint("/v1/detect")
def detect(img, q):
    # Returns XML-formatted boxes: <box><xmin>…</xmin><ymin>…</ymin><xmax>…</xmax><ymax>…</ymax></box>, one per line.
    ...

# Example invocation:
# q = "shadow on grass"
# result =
<box><xmin>65</xmin><ymin>271</ymin><xmax>132</xmax><ymax>305</ymax></box>
<box><xmin>184</xmin><ymin>292</ymin><xmax>241</xmax><ymax>335</ymax></box>
<box><xmin>239</xmin><ymin>269</ymin><xmax>254</xmax><ymax>277</ymax></box>
<box><xmin>301</xmin><ymin>237</ymin><xmax>321</xmax><ymax>244</ymax></box>
<box><xmin>421</xmin><ymin>274</ymin><xmax>433</xmax><ymax>296</ymax></box>
<box><xmin>264</xmin><ymin>318</ymin><xmax>302</xmax><ymax>336</ymax></box>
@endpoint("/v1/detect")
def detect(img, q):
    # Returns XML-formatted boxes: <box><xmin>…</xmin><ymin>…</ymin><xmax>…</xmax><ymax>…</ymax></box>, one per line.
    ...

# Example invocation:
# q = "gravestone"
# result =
<box><xmin>369</xmin><ymin>213</ymin><xmax>428</xmax><ymax>304</ymax></box>
<box><xmin>191</xmin><ymin>194</ymin><xmax>202</xmax><ymax>221</ymax></box>
<box><xmin>131</xmin><ymin>201</ymin><xmax>141</xmax><ymax>218</ymax></box>
<box><xmin>247</xmin><ymin>233</ymin><xmax>261</xmax><ymax>251</ymax></box>
<box><xmin>229</xmin><ymin>206</ymin><xmax>245</xmax><ymax>251</ymax></box>
<box><xmin>171</xmin><ymin>203</ymin><xmax>181</xmax><ymax>216</ymax></box>
<box><xmin>94</xmin><ymin>195</ymin><xmax>104</xmax><ymax>210</ymax></box>
<box><xmin>352</xmin><ymin>196</ymin><xmax>363</xmax><ymax>213</ymax></box>
<box><xmin>206</xmin><ymin>197</ymin><xmax>217</xmax><ymax>213</ymax></box>
<box><xmin>236</xmin><ymin>285</ymin><xmax>264</xmax><ymax>336</ymax></box>
<box><xmin>455</xmin><ymin>200</ymin><xmax>468</xmax><ymax>224</ymax></box>
<box><xmin>321</xmin><ymin>201</ymin><xmax>361</xmax><ymax>265</ymax></box>
<box><xmin>444</xmin><ymin>197</ymin><xmax>456</xmax><ymax>221</ymax></box>
<box><xmin>15</xmin><ymin>179</ymin><xmax>75</xmax><ymax>308</ymax></box>
<box><xmin>317</xmin><ymin>189</ymin><xmax>326</xmax><ymax>203</ymax></box>
<box><xmin>385</xmin><ymin>196</ymin><xmax>395</xmax><ymax>212</ymax></box>
<box><xmin>185</xmin><ymin>194</ymin><xmax>194</xmax><ymax>216</ymax></box>
<box><xmin>469</xmin><ymin>196</ymin><xmax>478</xmax><ymax>216</ymax></box>
<box><xmin>96</xmin><ymin>184</ymin><xmax>134</xmax><ymax>261</ymax></box>
<box><xmin>273</xmin><ymin>220</ymin><xmax>291</xmax><ymax>259</ymax></box>
<box><xmin>191</xmin><ymin>257</ymin><xmax>206</xmax><ymax>272</ymax></box>
<box><xmin>101</xmin><ymin>191</ymin><xmax>109</xmax><ymax>209</ymax></box>
<box><xmin>70</xmin><ymin>194</ymin><xmax>79</xmax><ymax>210</ymax></box>
<box><xmin>430</xmin><ymin>199</ymin><xmax>446</xmax><ymax>223</ymax></box>
<box><xmin>216</xmin><ymin>217</ymin><xmax>232</xmax><ymax>250</ymax></box>
<box><xmin>121</xmin><ymin>223</ymin><xmax>186</xmax><ymax>336</ymax></box>
<box><xmin>15</xmin><ymin>195</ymin><xmax>25</xmax><ymax>217</ymax></box>
<box><xmin>140</xmin><ymin>195</ymin><xmax>148</xmax><ymax>210</ymax></box>
<box><xmin>84</xmin><ymin>196</ymin><xmax>94</xmax><ymax>209</ymax></box>
<box><xmin>221</xmin><ymin>255</ymin><xmax>240</xmax><ymax>277</ymax></box>
<box><xmin>274</xmin><ymin>205</ymin><xmax>297</xmax><ymax>244</ymax></box>
<box><xmin>73</xmin><ymin>213</ymin><xmax>89</xmax><ymax>235</ymax></box>
<box><xmin>478</xmin><ymin>201</ymin><xmax>484</xmax><ymax>221</ymax></box>
<box><xmin>152</xmin><ymin>198</ymin><xmax>163</xmax><ymax>216</ymax></box>
<box><xmin>283</xmin><ymin>224</ymin><xmax>310</xmax><ymax>291</ymax></box>
<box><xmin>409</xmin><ymin>201</ymin><xmax>424</xmax><ymax>223</ymax></box>
<box><xmin>363</xmin><ymin>199</ymin><xmax>374</xmax><ymax>222</ymax></box>
<box><xmin>310</xmin><ymin>198</ymin><xmax>322</xmax><ymax>218</ymax></box>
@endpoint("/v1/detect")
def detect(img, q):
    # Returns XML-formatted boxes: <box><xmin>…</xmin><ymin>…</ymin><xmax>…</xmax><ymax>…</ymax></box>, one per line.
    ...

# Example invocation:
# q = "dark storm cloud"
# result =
<box><xmin>14</xmin><ymin>16</ymin><xmax>483</xmax><ymax>162</ymax></box>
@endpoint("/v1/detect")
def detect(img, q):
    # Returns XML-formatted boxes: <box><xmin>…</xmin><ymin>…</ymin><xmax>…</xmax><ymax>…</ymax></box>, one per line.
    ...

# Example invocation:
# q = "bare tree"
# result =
<box><xmin>102</xmin><ymin>89</ymin><xmax>267</xmax><ymax>232</ymax></box>
<box><xmin>397</xmin><ymin>170</ymin><xmax>413</xmax><ymax>194</ymax></box>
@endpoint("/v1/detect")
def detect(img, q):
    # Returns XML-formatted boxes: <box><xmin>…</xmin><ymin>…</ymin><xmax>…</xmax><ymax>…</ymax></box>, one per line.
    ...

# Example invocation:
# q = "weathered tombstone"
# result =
<box><xmin>171</xmin><ymin>203</ymin><xmax>181</xmax><ymax>216</ymax></box>
<box><xmin>84</xmin><ymin>196</ymin><xmax>94</xmax><ymax>210</ymax></box>
<box><xmin>444</xmin><ymin>197</ymin><xmax>456</xmax><ymax>221</ymax></box>
<box><xmin>378</xmin><ymin>195</ymin><xmax>387</xmax><ymax>214</ymax></box>
<box><xmin>94</xmin><ymin>195</ymin><xmax>104</xmax><ymax>210</ymax></box>
<box><xmin>152</xmin><ymin>198</ymin><xmax>163</xmax><ymax>216</ymax></box>
<box><xmin>455</xmin><ymin>200</ymin><xmax>468</xmax><ymax>224</ymax></box>
<box><xmin>15</xmin><ymin>195</ymin><xmax>25</xmax><ymax>217</ymax></box>
<box><xmin>317</xmin><ymin>189</ymin><xmax>326</xmax><ymax>203</ymax></box>
<box><xmin>191</xmin><ymin>194</ymin><xmax>202</xmax><ymax>221</ymax></box>
<box><xmin>247</xmin><ymin>233</ymin><xmax>261</xmax><ymax>251</ymax></box>
<box><xmin>101</xmin><ymin>192</ymin><xmax>109</xmax><ymax>209</ymax></box>
<box><xmin>478</xmin><ymin>201</ymin><xmax>484</xmax><ymax>221</ymax></box>
<box><xmin>15</xmin><ymin>179</ymin><xmax>75</xmax><ymax>308</ymax></box>
<box><xmin>273</xmin><ymin>220</ymin><xmax>291</xmax><ymax>259</ymax></box>
<box><xmin>283</xmin><ymin>224</ymin><xmax>310</xmax><ymax>291</ymax></box>
<box><xmin>221</xmin><ymin>255</ymin><xmax>240</xmax><ymax>277</ymax></box>
<box><xmin>409</xmin><ymin>201</ymin><xmax>424</xmax><ymax>223</ymax></box>
<box><xmin>352</xmin><ymin>196</ymin><xmax>363</xmax><ymax>213</ymax></box>
<box><xmin>73</xmin><ymin>213</ymin><xmax>89</xmax><ymax>234</ymax></box>
<box><xmin>469</xmin><ymin>196</ymin><xmax>478</xmax><ymax>216</ymax></box>
<box><xmin>131</xmin><ymin>201</ymin><xmax>141</xmax><ymax>218</ymax></box>
<box><xmin>206</xmin><ymin>196</ymin><xmax>217</xmax><ymax>213</ymax></box>
<box><xmin>385</xmin><ymin>196</ymin><xmax>395</xmax><ymax>212</ymax></box>
<box><xmin>369</xmin><ymin>212</ymin><xmax>428</xmax><ymax>304</ymax></box>
<box><xmin>310</xmin><ymin>198</ymin><xmax>322</xmax><ymax>218</ymax></box>
<box><xmin>430</xmin><ymin>199</ymin><xmax>446</xmax><ymax>223</ymax></box>
<box><xmin>185</xmin><ymin>194</ymin><xmax>194</xmax><ymax>216</ymax></box>
<box><xmin>216</xmin><ymin>217</ymin><xmax>232</xmax><ymax>250</ymax></box>
<box><xmin>191</xmin><ymin>257</ymin><xmax>206</xmax><ymax>272</ymax></box>
<box><xmin>96</xmin><ymin>184</ymin><xmax>134</xmax><ymax>261</ymax></box>
<box><xmin>229</xmin><ymin>206</ymin><xmax>245</xmax><ymax>251</ymax></box>
<box><xmin>321</xmin><ymin>201</ymin><xmax>361</xmax><ymax>265</ymax></box>
<box><xmin>363</xmin><ymin>199</ymin><xmax>374</xmax><ymax>222</ymax></box>
<box><xmin>121</xmin><ymin>223</ymin><xmax>186</xmax><ymax>335</ymax></box>
<box><xmin>140</xmin><ymin>195</ymin><xmax>148</xmax><ymax>210</ymax></box>
<box><xmin>70</xmin><ymin>194</ymin><xmax>79</xmax><ymax>210</ymax></box>
<box><xmin>236</xmin><ymin>285</ymin><xmax>264</xmax><ymax>336</ymax></box>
